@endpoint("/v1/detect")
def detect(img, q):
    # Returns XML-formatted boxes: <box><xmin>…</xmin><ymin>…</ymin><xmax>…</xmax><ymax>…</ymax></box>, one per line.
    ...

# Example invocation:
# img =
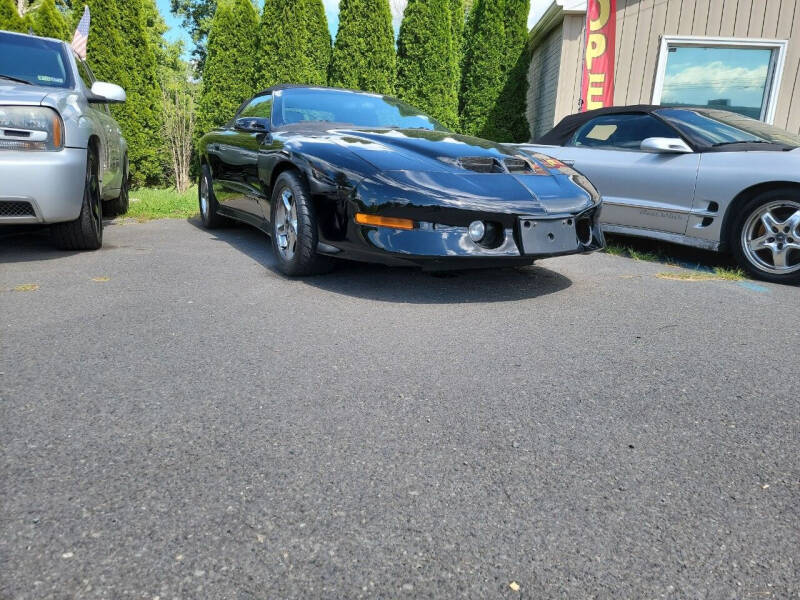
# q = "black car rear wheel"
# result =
<box><xmin>51</xmin><ymin>149</ymin><xmax>103</xmax><ymax>250</ymax></box>
<box><xmin>730</xmin><ymin>188</ymin><xmax>800</xmax><ymax>285</ymax></box>
<box><xmin>269</xmin><ymin>170</ymin><xmax>333</xmax><ymax>276</ymax></box>
<box><xmin>199</xmin><ymin>164</ymin><xmax>226</xmax><ymax>229</ymax></box>
<box><xmin>103</xmin><ymin>154</ymin><xmax>129</xmax><ymax>217</ymax></box>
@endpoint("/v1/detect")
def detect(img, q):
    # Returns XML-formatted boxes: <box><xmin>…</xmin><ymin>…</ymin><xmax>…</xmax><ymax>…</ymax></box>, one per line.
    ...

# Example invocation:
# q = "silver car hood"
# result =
<box><xmin>0</xmin><ymin>82</ymin><xmax>51</xmax><ymax>105</ymax></box>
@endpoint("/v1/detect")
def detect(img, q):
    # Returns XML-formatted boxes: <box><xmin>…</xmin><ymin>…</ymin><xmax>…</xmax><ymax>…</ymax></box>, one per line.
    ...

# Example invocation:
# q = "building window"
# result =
<box><xmin>652</xmin><ymin>36</ymin><xmax>788</xmax><ymax>123</ymax></box>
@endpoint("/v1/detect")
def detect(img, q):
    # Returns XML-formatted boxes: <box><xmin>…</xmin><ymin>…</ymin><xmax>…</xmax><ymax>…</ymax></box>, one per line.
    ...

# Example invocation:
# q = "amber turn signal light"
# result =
<box><xmin>355</xmin><ymin>213</ymin><xmax>415</xmax><ymax>230</ymax></box>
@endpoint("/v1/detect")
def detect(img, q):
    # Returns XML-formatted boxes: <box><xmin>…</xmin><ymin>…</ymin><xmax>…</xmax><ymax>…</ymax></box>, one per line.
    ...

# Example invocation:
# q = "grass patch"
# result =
<box><xmin>126</xmin><ymin>186</ymin><xmax>198</xmax><ymax>221</ymax></box>
<box><xmin>657</xmin><ymin>267</ymin><xmax>746</xmax><ymax>282</ymax></box>
<box><xmin>604</xmin><ymin>235</ymin><xmax>749</xmax><ymax>281</ymax></box>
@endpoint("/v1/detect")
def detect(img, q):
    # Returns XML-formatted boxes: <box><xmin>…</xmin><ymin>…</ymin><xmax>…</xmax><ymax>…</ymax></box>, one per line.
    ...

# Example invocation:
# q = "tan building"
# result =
<box><xmin>526</xmin><ymin>0</ymin><xmax>800</xmax><ymax>139</ymax></box>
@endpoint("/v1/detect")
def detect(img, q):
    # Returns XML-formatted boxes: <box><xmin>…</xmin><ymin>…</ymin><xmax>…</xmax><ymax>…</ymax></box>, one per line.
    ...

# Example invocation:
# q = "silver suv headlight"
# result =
<box><xmin>0</xmin><ymin>106</ymin><xmax>64</xmax><ymax>151</ymax></box>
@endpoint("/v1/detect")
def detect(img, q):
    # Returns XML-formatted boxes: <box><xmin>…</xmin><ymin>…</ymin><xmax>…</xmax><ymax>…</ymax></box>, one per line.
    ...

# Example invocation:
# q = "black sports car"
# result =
<box><xmin>197</xmin><ymin>85</ymin><xmax>604</xmax><ymax>276</ymax></box>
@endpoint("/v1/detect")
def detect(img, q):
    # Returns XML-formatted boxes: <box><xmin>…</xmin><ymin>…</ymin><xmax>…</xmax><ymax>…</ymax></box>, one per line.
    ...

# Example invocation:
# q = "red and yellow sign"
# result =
<box><xmin>581</xmin><ymin>0</ymin><xmax>616</xmax><ymax>111</ymax></box>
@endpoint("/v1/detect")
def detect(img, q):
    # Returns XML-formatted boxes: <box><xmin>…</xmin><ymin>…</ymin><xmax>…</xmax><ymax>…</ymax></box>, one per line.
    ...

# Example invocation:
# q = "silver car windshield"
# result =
<box><xmin>656</xmin><ymin>108</ymin><xmax>800</xmax><ymax>148</ymax></box>
<box><xmin>0</xmin><ymin>33</ymin><xmax>73</xmax><ymax>89</ymax></box>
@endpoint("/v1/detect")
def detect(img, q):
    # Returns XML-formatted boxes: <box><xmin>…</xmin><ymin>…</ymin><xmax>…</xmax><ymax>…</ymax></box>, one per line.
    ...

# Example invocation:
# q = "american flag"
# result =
<box><xmin>71</xmin><ymin>6</ymin><xmax>90</xmax><ymax>60</ymax></box>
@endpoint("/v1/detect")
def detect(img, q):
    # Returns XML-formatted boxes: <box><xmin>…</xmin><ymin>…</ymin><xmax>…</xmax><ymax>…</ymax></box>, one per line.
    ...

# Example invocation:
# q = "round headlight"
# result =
<box><xmin>468</xmin><ymin>220</ymin><xmax>486</xmax><ymax>242</ymax></box>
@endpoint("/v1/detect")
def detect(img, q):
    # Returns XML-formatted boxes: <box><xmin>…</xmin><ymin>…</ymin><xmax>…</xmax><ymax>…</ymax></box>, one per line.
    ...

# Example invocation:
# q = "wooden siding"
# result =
<box><xmin>547</xmin><ymin>0</ymin><xmax>800</xmax><ymax>133</ymax></box>
<box><xmin>527</xmin><ymin>24</ymin><xmax>564</xmax><ymax>139</ymax></box>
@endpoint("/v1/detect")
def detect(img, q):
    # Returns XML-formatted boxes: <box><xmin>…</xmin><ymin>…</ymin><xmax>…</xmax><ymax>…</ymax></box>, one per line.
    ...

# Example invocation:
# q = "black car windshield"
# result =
<box><xmin>274</xmin><ymin>88</ymin><xmax>448</xmax><ymax>131</ymax></box>
<box><xmin>0</xmin><ymin>33</ymin><xmax>72</xmax><ymax>88</ymax></box>
<box><xmin>656</xmin><ymin>108</ymin><xmax>800</xmax><ymax>148</ymax></box>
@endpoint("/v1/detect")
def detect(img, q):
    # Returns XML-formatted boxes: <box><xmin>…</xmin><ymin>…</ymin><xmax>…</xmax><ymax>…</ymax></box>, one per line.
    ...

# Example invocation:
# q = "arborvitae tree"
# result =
<box><xmin>396</xmin><ymin>0</ymin><xmax>458</xmax><ymax>128</ymax></box>
<box><xmin>30</xmin><ymin>0</ymin><xmax>69</xmax><ymax>39</ymax></box>
<box><xmin>450</xmin><ymin>0</ymin><xmax>464</xmax><ymax>119</ymax></box>
<box><xmin>84</xmin><ymin>0</ymin><xmax>125</xmax><ymax>88</ymax></box>
<box><xmin>257</xmin><ymin>0</ymin><xmax>331</xmax><ymax>90</ymax></box>
<box><xmin>489</xmin><ymin>0</ymin><xmax>530</xmax><ymax>141</ymax></box>
<box><xmin>196</xmin><ymin>0</ymin><xmax>258</xmax><ymax>141</ymax></box>
<box><xmin>0</xmin><ymin>0</ymin><xmax>29</xmax><ymax>32</ymax></box>
<box><xmin>113</xmin><ymin>0</ymin><xmax>164</xmax><ymax>186</ymax></box>
<box><xmin>459</xmin><ymin>0</ymin><xmax>505</xmax><ymax>138</ymax></box>
<box><xmin>328</xmin><ymin>0</ymin><xmax>396</xmax><ymax>95</ymax></box>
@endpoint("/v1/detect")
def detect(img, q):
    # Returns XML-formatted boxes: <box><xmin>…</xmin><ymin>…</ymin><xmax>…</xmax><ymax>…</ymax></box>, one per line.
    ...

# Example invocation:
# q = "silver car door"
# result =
<box><xmin>555</xmin><ymin>113</ymin><xmax>700</xmax><ymax>235</ymax></box>
<box><xmin>76</xmin><ymin>59</ymin><xmax>122</xmax><ymax>194</ymax></box>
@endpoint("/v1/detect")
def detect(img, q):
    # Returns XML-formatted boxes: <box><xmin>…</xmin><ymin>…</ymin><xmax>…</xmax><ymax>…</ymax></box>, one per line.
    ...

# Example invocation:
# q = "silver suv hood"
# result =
<box><xmin>0</xmin><ymin>82</ymin><xmax>51</xmax><ymax>105</ymax></box>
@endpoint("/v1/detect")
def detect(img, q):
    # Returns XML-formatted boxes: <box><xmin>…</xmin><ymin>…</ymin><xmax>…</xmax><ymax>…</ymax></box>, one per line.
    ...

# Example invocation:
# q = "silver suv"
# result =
<box><xmin>0</xmin><ymin>30</ymin><xmax>128</xmax><ymax>249</ymax></box>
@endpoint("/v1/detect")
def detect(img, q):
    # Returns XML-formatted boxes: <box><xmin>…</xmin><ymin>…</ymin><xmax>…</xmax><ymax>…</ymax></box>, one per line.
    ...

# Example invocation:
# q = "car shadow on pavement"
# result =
<box><xmin>0</xmin><ymin>225</ymin><xmax>84</xmax><ymax>263</ymax></box>
<box><xmin>190</xmin><ymin>218</ymin><xmax>573</xmax><ymax>304</ymax></box>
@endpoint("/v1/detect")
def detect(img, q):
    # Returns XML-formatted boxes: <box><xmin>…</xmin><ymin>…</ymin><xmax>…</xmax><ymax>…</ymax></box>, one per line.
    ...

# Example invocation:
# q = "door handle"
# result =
<box><xmin>562</xmin><ymin>159</ymin><xmax>576</xmax><ymax>166</ymax></box>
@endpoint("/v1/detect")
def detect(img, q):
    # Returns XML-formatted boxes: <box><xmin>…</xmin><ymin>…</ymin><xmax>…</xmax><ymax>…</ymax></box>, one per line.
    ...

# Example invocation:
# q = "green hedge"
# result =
<box><xmin>257</xmin><ymin>0</ymin><xmax>331</xmax><ymax>90</ymax></box>
<box><xmin>328</xmin><ymin>0</ymin><xmax>395</xmax><ymax>95</ymax></box>
<box><xmin>396</xmin><ymin>0</ymin><xmax>458</xmax><ymax>128</ymax></box>
<box><xmin>196</xmin><ymin>0</ymin><xmax>259</xmax><ymax>140</ymax></box>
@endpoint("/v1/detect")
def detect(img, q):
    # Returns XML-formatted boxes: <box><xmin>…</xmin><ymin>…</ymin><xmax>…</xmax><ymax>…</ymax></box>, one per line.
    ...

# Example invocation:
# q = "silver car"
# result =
<box><xmin>0</xmin><ymin>30</ymin><xmax>128</xmax><ymax>250</ymax></box>
<box><xmin>519</xmin><ymin>106</ymin><xmax>800</xmax><ymax>285</ymax></box>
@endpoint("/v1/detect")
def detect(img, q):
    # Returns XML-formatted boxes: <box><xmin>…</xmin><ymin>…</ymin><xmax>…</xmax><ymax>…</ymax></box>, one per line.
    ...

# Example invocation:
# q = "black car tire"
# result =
<box><xmin>103</xmin><ymin>154</ymin><xmax>129</xmax><ymax>217</ymax></box>
<box><xmin>51</xmin><ymin>149</ymin><xmax>103</xmax><ymax>250</ymax></box>
<box><xmin>199</xmin><ymin>164</ymin><xmax>226</xmax><ymax>229</ymax></box>
<box><xmin>729</xmin><ymin>188</ymin><xmax>800</xmax><ymax>285</ymax></box>
<box><xmin>269</xmin><ymin>170</ymin><xmax>333</xmax><ymax>277</ymax></box>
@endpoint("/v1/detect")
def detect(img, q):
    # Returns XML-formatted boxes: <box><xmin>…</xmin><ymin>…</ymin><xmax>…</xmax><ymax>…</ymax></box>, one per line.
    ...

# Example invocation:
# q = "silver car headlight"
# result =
<box><xmin>0</xmin><ymin>106</ymin><xmax>64</xmax><ymax>151</ymax></box>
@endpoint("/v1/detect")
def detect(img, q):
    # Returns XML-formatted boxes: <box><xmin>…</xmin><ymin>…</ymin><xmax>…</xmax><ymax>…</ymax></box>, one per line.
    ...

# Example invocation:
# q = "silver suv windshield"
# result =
<box><xmin>0</xmin><ymin>32</ymin><xmax>73</xmax><ymax>89</ymax></box>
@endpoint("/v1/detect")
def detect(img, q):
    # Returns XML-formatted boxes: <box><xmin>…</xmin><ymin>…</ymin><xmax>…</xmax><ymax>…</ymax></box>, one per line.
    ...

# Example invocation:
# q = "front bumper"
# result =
<box><xmin>322</xmin><ymin>206</ymin><xmax>605</xmax><ymax>270</ymax></box>
<box><xmin>0</xmin><ymin>148</ymin><xmax>87</xmax><ymax>224</ymax></box>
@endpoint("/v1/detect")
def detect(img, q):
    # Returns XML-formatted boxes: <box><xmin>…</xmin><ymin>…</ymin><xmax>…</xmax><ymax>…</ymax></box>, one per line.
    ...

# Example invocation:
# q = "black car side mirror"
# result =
<box><xmin>235</xmin><ymin>117</ymin><xmax>270</xmax><ymax>133</ymax></box>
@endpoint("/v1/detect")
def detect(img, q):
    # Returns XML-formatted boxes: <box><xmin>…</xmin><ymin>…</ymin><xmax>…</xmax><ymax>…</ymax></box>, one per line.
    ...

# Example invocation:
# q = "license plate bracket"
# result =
<box><xmin>518</xmin><ymin>216</ymin><xmax>579</xmax><ymax>255</ymax></box>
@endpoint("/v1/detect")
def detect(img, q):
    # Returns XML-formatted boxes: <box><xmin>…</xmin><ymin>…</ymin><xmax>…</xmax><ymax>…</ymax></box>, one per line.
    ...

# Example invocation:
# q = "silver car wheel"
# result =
<box><xmin>199</xmin><ymin>175</ymin><xmax>209</xmax><ymax>218</ymax></box>
<box><xmin>742</xmin><ymin>200</ymin><xmax>800</xmax><ymax>275</ymax></box>
<box><xmin>275</xmin><ymin>186</ymin><xmax>298</xmax><ymax>261</ymax></box>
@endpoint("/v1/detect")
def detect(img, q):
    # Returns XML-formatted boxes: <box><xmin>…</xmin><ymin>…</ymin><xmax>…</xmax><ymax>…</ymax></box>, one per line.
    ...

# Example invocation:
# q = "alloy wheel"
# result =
<box><xmin>200</xmin><ymin>175</ymin><xmax>209</xmax><ymax>218</ymax></box>
<box><xmin>742</xmin><ymin>200</ymin><xmax>800</xmax><ymax>275</ymax></box>
<box><xmin>275</xmin><ymin>186</ymin><xmax>298</xmax><ymax>261</ymax></box>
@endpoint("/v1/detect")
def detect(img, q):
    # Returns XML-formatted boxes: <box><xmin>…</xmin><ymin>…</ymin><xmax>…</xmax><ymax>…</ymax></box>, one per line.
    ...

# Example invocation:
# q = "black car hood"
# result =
<box><xmin>326</xmin><ymin>128</ymin><xmax>593</xmax><ymax>216</ymax></box>
<box><xmin>330</xmin><ymin>127</ymin><xmax>524</xmax><ymax>173</ymax></box>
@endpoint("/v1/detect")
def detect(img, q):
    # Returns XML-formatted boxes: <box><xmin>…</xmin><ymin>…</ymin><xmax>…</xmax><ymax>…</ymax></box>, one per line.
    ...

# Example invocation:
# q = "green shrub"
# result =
<box><xmin>490</xmin><ymin>0</ymin><xmax>531</xmax><ymax>142</ymax></box>
<box><xmin>396</xmin><ymin>0</ymin><xmax>458</xmax><ymax>128</ymax></box>
<box><xmin>108</xmin><ymin>0</ymin><xmax>165</xmax><ymax>187</ymax></box>
<box><xmin>460</xmin><ymin>0</ymin><xmax>531</xmax><ymax>141</ymax></box>
<box><xmin>30</xmin><ymin>0</ymin><xmax>69</xmax><ymax>39</ymax></box>
<box><xmin>459</xmin><ymin>0</ymin><xmax>505</xmax><ymax>138</ymax></box>
<box><xmin>328</xmin><ymin>0</ymin><xmax>395</xmax><ymax>95</ymax></box>
<box><xmin>257</xmin><ymin>0</ymin><xmax>331</xmax><ymax>90</ymax></box>
<box><xmin>0</xmin><ymin>0</ymin><xmax>30</xmax><ymax>32</ymax></box>
<box><xmin>196</xmin><ymin>0</ymin><xmax>259</xmax><ymax>140</ymax></box>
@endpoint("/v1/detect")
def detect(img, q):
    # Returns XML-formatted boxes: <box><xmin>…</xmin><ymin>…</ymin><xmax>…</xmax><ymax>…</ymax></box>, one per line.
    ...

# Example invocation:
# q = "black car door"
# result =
<box><xmin>209</xmin><ymin>94</ymin><xmax>273</xmax><ymax>219</ymax></box>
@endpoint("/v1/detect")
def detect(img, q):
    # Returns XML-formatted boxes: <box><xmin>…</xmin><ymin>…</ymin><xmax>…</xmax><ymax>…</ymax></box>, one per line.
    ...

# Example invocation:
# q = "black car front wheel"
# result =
<box><xmin>731</xmin><ymin>188</ymin><xmax>800</xmax><ymax>285</ymax></box>
<box><xmin>269</xmin><ymin>170</ymin><xmax>333</xmax><ymax>276</ymax></box>
<box><xmin>51</xmin><ymin>149</ymin><xmax>103</xmax><ymax>250</ymax></box>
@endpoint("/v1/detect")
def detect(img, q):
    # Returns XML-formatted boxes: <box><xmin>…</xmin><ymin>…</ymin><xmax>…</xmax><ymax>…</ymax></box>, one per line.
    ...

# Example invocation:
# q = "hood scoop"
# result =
<box><xmin>458</xmin><ymin>156</ymin><xmax>535</xmax><ymax>174</ymax></box>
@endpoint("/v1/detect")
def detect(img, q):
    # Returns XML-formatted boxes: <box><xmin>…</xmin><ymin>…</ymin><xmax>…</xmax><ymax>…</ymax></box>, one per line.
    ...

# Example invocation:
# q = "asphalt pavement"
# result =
<box><xmin>1</xmin><ymin>219</ymin><xmax>798</xmax><ymax>599</ymax></box>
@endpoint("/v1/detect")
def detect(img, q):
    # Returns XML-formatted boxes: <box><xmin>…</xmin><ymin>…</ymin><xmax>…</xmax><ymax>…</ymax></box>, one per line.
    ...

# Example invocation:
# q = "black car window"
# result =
<box><xmin>273</xmin><ymin>88</ymin><xmax>448</xmax><ymax>131</ymax></box>
<box><xmin>239</xmin><ymin>95</ymin><xmax>274</xmax><ymax>120</ymax></box>
<box><xmin>0</xmin><ymin>32</ymin><xmax>73</xmax><ymax>88</ymax></box>
<box><xmin>570</xmin><ymin>114</ymin><xmax>677</xmax><ymax>150</ymax></box>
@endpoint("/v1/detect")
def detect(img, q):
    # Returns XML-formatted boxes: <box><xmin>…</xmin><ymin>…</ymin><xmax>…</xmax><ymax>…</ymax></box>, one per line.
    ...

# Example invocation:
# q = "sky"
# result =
<box><xmin>155</xmin><ymin>0</ymin><xmax>551</xmax><ymax>55</ymax></box>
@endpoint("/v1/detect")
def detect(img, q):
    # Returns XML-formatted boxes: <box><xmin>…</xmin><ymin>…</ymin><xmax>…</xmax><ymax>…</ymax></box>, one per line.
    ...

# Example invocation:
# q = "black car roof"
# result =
<box><xmin>535</xmin><ymin>105</ymin><xmax>664</xmax><ymax>145</ymax></box>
